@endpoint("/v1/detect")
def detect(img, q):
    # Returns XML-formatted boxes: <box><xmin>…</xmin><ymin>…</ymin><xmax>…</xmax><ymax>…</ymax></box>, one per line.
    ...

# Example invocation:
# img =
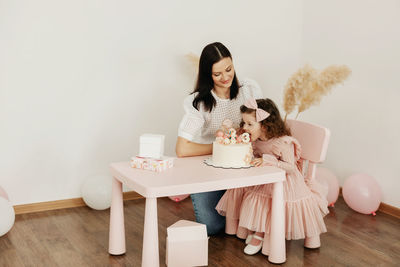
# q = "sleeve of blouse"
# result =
<box><xmin>178</xmin><ymin>94</ymin><xmax>205</xmax><ymax>141</ymax></box>
<box><xmin>242</xmin><ymin>78</ymin><xmax>263</xmax><ymax>100</ymax></box>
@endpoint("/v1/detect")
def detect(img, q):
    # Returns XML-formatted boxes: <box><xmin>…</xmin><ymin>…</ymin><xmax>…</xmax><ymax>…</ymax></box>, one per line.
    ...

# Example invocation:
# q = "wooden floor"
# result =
<box><xmin>1</xmin><ymin>197</ymin><xmax>399</xmax><ymax>267</ymax></box>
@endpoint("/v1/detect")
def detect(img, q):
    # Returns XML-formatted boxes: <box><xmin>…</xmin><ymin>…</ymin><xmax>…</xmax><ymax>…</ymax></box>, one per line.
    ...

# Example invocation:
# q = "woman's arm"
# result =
<box><xmin>175</xmin><ymin>136</ymin><xmax>212</xmax><ymax>158</ymax></box>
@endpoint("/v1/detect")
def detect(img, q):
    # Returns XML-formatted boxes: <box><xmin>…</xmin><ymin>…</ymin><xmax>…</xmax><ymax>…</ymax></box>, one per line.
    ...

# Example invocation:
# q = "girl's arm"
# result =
<box><xmin>262</xmin><ymin>154</ymin><xmax>297</xmax><ymax>175</ymax></box>
<box><xmin>175</xmin><ymin>136</ymin><xmax>212</xmax><ymax>158</ymax></box>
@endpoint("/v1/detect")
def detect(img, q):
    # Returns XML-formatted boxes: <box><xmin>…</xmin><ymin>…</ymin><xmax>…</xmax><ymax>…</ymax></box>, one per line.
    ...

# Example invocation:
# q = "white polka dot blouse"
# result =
<box><xmin>178</xmin><ymin>78</ymin><xmax>264</xmax><ymax>144</ymax></box>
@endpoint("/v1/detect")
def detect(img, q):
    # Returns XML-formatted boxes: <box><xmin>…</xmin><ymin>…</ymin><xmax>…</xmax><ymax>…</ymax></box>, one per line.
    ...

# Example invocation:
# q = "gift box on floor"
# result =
<box><xmin>166</xmin><ymin>220</ymin><xmax>208</xmax><ymax>267</ymax></box>
<box><xmin>130</xmin><ymin>156</ymin><xmax>174</xmax><ymax>172</ymax></box>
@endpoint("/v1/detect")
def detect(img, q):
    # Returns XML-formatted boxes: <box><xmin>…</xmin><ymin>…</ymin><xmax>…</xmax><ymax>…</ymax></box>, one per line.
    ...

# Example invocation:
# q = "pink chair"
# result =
<box><xmin>285</xmin><ymin>119</ymin><xmax>331</xmax><ymax>248</ymax></box>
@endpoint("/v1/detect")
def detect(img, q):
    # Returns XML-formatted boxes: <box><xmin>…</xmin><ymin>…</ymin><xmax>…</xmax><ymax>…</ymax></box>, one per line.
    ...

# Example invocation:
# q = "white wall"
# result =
<box><xmin>3</xmin><ymin>1</ymin><xmax>398</xmax><ymax>209</ymax></box>
<box><xmin>301</xmin><ymin>0</ymin><xmax>400</xmax><ymax>207</ymax></box>
<box><xmin>0</xmin><ymin>1</ymin><xmax>303</xmax><ymax>205</ymax></box>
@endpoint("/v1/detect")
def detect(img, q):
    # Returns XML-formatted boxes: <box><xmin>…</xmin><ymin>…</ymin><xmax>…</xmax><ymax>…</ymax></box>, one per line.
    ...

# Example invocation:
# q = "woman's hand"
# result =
<box><xmin>251</xmin><ymin>158</ymin><xmax>263</xmax><ymax>167</ymax></box>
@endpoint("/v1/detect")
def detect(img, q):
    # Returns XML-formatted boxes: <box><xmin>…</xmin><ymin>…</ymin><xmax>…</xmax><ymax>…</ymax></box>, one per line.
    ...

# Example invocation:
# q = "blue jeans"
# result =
<box><xmin>191</xmin><ymin>190</ymin><xmax>226</xmax><ymax>236</ymax></box>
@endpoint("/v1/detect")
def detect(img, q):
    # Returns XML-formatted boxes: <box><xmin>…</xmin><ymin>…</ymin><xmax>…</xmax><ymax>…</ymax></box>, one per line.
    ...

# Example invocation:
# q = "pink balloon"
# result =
<box><xmin>342</xmin><ymin>173</ymin><xmax>381</xmax><ymax>215</ymax></box>
<box><xmin>168</xmin><ymin>194</ymin><xmax>190</xmax><ymax>202</ymax></box>
<box><xmin>315</xmin><ymin>167</ymin><xmax>339</xmax><ymax>207</ymax></box>
<box><xmin>0</xmin><ymin>186</ymin><xmax>9</xmax><ymax>201</ymax></box>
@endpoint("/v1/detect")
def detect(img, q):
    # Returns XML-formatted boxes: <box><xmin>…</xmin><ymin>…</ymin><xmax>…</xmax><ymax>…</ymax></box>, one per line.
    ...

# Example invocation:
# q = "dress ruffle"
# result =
<box><xmin>216</xmin><ymin>187</ymin><xmax>249</xmax><ymax>219</ymax></box>
<box><xmin>239</xmin><ymin>184</ymin><xmax>328</xmax><ymax>240</ymax></box>
<box><xmin>239</xmin><ymin>185</ymin><xmax>272</xmax><ymax>233</ymax></box>
<box><xmin>306</xmin><ymin>178</ymin><xmax>330</xmax><ymax>217</ymax></box>
<box><xmin>284</xmin><ymin>195</ymin><xmax>327</xmax><ymax>239</ymax></box>
<box><xmin>215</xmin><ymin>187</ymin><xmax>253</xmax><ymax>237</ymax></box>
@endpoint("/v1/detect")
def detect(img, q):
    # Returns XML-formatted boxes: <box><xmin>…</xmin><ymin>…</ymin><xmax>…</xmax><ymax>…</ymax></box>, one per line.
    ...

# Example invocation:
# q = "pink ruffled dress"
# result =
<box><xmin>216</xmin><ymin>136</ymin><xmax>329</xmax><ymax>240</ymax></box>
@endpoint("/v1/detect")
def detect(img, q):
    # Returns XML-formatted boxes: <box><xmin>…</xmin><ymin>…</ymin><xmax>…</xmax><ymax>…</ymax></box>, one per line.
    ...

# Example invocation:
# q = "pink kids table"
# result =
<box><xmin>108</xmin><ymin>155</ymin><xmax>286</xmax><ymax>266</ymax></box>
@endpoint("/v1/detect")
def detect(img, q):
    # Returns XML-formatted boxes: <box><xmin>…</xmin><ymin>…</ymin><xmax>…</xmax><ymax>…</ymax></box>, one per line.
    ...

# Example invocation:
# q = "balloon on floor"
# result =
<box><xmin>342</xmin><ymin>173</ymin><xmax>382</xmax><ymax>216</ymax></box>
<box><xmin>315</xmin><ymin>167</ymin><xmax>340</xmax><ymax>207</ymax></box>
<box><xmin>168</xmin><ymin>194</ymin><xmax>190</xmax><ymax>202</ymax></box>
<box><xmin>81</xmin><ymin>175</ymin><xmax>112</xmax><ymax>210</ymax></box>
<box><xmin>0</xmin><ymin>197</ymin><xmax>15</xmax><ymax>237</ymax></box>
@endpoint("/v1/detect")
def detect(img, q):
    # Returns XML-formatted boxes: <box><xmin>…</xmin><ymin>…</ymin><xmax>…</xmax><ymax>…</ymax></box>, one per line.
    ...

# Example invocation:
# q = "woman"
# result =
<box><xmin>176</xmin><ymin>42</ymin><xmax>263</xmax><ymax>235</ymax></box>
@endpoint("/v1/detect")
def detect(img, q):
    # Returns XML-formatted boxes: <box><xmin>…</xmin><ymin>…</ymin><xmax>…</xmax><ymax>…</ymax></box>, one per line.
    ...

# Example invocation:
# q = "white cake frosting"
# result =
<box><xmin>212</xmin><ymin>141</ymin><xmax>252</xmax><ymax>168</ymax></box>
<box><xmin>210</xmin><ymin>119</ymin><xmax>253</xmax><ymax>168</ymax></box>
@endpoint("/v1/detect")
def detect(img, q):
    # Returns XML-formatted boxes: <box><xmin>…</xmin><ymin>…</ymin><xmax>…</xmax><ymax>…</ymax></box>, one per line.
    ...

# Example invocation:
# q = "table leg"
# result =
<box><xmin>268</xmin><ymin>181</ymin><xmax>286</xmax><ymax>264</ymax></box>
<box><xmin>108</xmin><ymin>177</ymin><xmax>126</xmax><ymax>255</ymax></box>
<box><xmin>142</xmin><ymin>197</ymin><xmax>159</xmax><ymax>267</ymax></box>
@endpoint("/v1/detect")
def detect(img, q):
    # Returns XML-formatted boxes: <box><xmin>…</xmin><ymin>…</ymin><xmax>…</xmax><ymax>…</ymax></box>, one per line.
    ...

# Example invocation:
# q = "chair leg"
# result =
<box><xmin>304</xmin><ymin>235</ymin><xmax>321</xmax><ymax>249</ymax></box>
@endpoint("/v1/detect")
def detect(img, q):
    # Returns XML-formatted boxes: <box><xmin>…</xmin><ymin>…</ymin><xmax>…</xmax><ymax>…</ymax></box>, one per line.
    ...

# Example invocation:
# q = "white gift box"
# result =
<box><xmin>130</xmin><ymin>156</ymin><xmax>174</xmax><ymax>172</ymax></box>
<box><xmin>139</xmin><ymin>134</ymin><xmax>165</xmax><ymax>159</ymax></box>
<box><xmin>166</xmin><ymin>220</ymin><xmax>208</xmax><ymax>267</ymax></box>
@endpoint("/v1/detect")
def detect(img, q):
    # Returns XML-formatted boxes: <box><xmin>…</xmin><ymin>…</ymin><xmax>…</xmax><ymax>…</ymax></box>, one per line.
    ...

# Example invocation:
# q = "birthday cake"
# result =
<box><xmin>210</xmin><ymin>121</ymin><xmax>253</xmax><ymax>168</ymax></box>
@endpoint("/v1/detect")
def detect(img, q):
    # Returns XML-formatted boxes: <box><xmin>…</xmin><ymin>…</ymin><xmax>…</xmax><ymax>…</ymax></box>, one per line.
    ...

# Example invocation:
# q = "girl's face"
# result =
<box><xmin>242</xmin><ymin>112</ymin><xmax>264</xmax><ymax>141</ymax></box>
<box><xmin>211</xmin><ymin>57</ymin><xmax>234</xmax><ymax>90</ymax></box>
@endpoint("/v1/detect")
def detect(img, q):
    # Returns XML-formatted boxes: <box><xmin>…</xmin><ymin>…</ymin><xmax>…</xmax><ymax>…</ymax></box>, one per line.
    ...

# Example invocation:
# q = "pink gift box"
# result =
<box><xmin>166</xmin><ymin>220</ymin><xmax>208</xmax><ymax>267</ymax></box>
<box><xmin>130</xmin><ymin>156</ymin><xmax>174</xmax><ymax>172</ymax></box>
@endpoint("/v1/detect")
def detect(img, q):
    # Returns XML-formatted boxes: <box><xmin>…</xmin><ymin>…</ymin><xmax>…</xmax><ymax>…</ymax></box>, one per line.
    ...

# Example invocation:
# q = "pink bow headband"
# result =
<box><xmin>244</xmin><ymin>98</ymin><xmax>270</xmax><ymax>122</ymax></box>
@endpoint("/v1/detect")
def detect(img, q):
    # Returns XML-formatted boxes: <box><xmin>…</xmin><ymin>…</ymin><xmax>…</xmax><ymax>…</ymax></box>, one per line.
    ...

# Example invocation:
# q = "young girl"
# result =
<box><xmin>216</xmin><ymin>98</ymin><xmax>329</xmax><ymax>255</ymax></box>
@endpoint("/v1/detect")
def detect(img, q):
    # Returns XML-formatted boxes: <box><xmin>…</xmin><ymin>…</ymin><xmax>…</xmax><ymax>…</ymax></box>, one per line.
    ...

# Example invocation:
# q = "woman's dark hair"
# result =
<box><xmin>192</xmin><ymin>42</ymin><xmax>240</xmax><ymax>112</ymax></box>
<box><xmin>240</xmin><ymin>98</ymin><xmax>291</xmax><ymax>139</ymax></box>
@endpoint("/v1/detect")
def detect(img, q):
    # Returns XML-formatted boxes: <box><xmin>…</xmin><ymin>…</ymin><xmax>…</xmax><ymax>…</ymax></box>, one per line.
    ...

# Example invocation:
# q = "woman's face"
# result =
<box><xmin>242</xmin><ymin>112</ymin><xmax>263</xmax><ymax>141</ymax></box>
<box><xmin>211</xmin><ymin>57</ymin><xmax>234</xmax><ymax>89</ymax></box>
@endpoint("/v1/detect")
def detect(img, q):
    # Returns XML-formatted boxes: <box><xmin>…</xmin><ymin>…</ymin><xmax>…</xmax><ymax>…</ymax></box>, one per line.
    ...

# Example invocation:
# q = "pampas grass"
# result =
<box><xmin>185</xmin><ymin>52</ymin><xmax>200</xmax><ymax>69</ymax></box>
<box><xmin>283</xmin><ymin>64</ymin><xmax>351</xmax><ymax>119</ymax></box>
<box><xmin>283</xmin><ymin>64</ymin><xmax>317</xmax><ymax>120</ymax></box>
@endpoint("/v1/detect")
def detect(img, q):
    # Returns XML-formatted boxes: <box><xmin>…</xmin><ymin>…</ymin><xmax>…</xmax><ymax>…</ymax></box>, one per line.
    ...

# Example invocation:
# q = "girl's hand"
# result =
<box><xmin>251</xmin><ymin>158</ymin><xmax>263</xmax><ymax>167</ymax></box>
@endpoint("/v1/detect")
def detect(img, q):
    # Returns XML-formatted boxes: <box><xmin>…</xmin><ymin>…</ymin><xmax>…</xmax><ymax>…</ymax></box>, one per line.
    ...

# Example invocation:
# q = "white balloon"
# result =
<box><xmin>81</xmin><ymin>175</ymin><xmax>112</xmax><ymax>210</ymax></box>
<box><xmin>0</xmin><ymin>197</ymin><xmax>15</xmax><ymax>236</ymax></box>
